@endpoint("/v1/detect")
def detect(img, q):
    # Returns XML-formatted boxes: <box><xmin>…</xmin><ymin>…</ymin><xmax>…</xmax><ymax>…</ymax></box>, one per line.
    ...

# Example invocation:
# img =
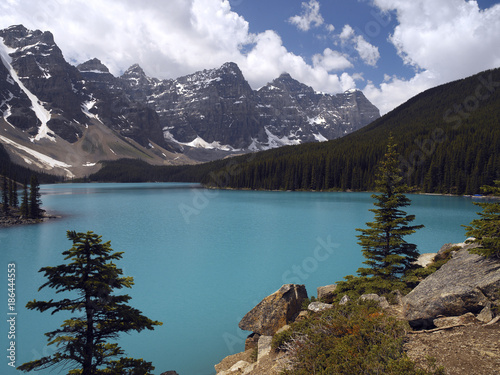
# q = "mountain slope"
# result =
<box><xmin>0</xmin><ymin>25</ymin><xmax>379</xmax><ymax>179</ymax></box>
<box><xmin>198</xmin><ymin>67</ymin><xmax>500</xmax><ymax>194</ymax></box>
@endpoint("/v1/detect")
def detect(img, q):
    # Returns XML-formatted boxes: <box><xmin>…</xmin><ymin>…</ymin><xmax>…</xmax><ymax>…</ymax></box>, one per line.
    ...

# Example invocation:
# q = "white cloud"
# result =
<box><xmin>355</xmin><ymin>36</ymin><xmax>380</xmax><ymax>67</ymax></box>
<box><xmin>374</xmin><ymin>0</ymin><xmax>500</xmax><ymax>80</ymax></box>
<box><xmin>0</xmin><ymin>0</ymin><xmax>358</xmax><ymax>98</ymax></box>
<box><xmin>312</xmin><ymin>48</ymin><xmax>353</xmax><ymax>72</ymax></box>
<box><xmin>340</xmin><ymin>25</ymin><xmax>355</xmax><ymax>41</ymax></box>
<box><xmin>288</xmin><ymin>0</ymin><xmax>324</xmax><ymax>31</ymax></box>
<box><xmin>365</xmin><ymin>0</ymin><xmax>500</xmax><ymax>113</ymax></box>
<box><xmin>363</xmin><ymin>71</ymin><xmax>440</xmax><ymax>115</ymax></box>
<box><xmin>339</xmin><ymin>25</ymin><xmax>380</xmax><ymax>67</ymax></box>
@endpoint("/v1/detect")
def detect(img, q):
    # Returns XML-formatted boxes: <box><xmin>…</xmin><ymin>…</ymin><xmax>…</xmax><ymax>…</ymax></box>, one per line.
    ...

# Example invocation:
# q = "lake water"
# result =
<box><xmin>0</xmin><ymin>183</ymin><xmax>479</xmax><ymax>375</ymax></box>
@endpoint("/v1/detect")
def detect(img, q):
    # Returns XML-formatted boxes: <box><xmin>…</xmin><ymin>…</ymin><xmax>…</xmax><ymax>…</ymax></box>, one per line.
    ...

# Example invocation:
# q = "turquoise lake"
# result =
<box><xmin>0</xmin><ymin>183</ymin><xmax>480</xmax><ymax>374</ymax></box>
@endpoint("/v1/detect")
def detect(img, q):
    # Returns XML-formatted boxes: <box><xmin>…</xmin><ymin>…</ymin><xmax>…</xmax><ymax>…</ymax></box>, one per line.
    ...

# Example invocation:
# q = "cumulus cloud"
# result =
<box><xmin>366</xmin><ymin>0</ymin><xmax>500</xmax><ymax>113</ymax></box>
<box><xmin>0</xmin><ymin>0</ymin><xmax>357</xmax><ymax>96</ymax></box>
<box><xmin>288</xmin><ymin>0</ymin><xmax>324</xmax><ymax>31</ymax></box>
<box><xmin>339</xmin><ymin>25</ymin><xmax>380</xmax><ymax>67</ymax></box>
<box><xmin>312</xmin><ymin>48</ymin><xmax>353</xmax><ymax>72</ymax></box>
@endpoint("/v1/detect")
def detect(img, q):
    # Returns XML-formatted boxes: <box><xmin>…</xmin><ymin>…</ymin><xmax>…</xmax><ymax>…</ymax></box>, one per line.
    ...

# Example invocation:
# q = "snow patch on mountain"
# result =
<box><xmin>0</xmin><ymin>38</ymin><xmax>54</xmax><ymax>142</ymax></box>
<box><xmin>0</xmin><ymin>134</ymin><xmax>73</xmax><ymax>177</ymax></box>
<box><xmin>179</xmin><ymin>135</ymin><xmax>238</xmax><ymax>151</ymax></box>
<box><xmin>265</xmin><ymin>127</ymin><xmax>301</xmax><ymax>149</ymax></box>
<box><xmin>313</xmin><ymin>132</ymin><xmax>328</xmax><ymax>142</ymax></box>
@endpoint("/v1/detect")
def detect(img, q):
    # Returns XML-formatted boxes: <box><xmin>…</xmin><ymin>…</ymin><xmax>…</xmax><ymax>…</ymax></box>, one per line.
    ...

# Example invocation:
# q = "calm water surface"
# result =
<box><xmin>0</xmin><ymin>183</ymin><xmax>479</xmax><ymax>375</ymax></box>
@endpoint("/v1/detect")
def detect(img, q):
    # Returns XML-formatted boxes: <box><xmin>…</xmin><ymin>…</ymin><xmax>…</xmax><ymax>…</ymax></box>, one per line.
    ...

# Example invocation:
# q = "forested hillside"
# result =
<box><xmin>0</xmin><ymin>143</ymin><xmax>62</xmax><ymax>184</ymax></box>
<box><xmin>201</xmin><ymin>67</ymin><xmax>500</xmax><ymax>194</ymax></box>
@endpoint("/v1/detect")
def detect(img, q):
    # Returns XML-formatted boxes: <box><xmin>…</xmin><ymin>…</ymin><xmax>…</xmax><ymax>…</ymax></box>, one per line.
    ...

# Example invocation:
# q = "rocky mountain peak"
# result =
<box><xmin>122</xmin><ymin>63</ymin><xmax>146</xmax><ymax>77</ymax></box>
<box><xmin>269</xmin><ymin>72</ymin><xmax>315</xmax><ymax>95</ymax></box>
<box><xmin>0</xmin><ymin>25</ymin><xmax>55</xmax><ymax>50</ymax></box>
<box><xmin>0</xmin><ymin>24</ymin><xmax>381</xmax><ymax>173</ymax></box>
<box><xmin>219</xmin><ymin>61</ymin><xmax>243</xmax><ymax>77</ymax></box>
<box><xmin>121</xmin><ymin>64</ymin><xmax>155</xmax><ymax>88</ymax></box>
<box><xmin>77</xmin><ymin>58</ymin><xmax>110</xmax><ymax>73</ymax></box>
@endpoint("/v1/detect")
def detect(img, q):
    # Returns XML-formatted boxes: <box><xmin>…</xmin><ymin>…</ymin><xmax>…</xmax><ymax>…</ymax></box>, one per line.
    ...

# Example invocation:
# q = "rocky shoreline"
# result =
<box><xmin>0</xmin><ymin>210</ymin><xmax>59</xmax><ymax>228</ymax></box>
<box><xmin>210</xmin><ymin>241</ymin><xmax>500</xmax><ymax>375</ymax></box>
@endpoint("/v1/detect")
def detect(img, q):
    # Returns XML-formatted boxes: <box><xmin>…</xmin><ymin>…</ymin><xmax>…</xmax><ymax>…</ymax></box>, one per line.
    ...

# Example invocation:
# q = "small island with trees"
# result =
<box><xmin>0</xmin><ymin>174</ymin><xmax>48</xmax><ymax>227</ymax></box>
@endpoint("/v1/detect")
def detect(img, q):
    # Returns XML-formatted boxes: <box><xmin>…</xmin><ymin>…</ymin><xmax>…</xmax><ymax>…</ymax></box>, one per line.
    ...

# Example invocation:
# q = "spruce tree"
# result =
<box><xmin>464</xmin><ymin>181</ymin><xmax>500</xmax><ymax>258</ymax></box>
<box><xmin>18</xmin><ymin>231</ymin><xmax>162</xmax><ymax>374</ymax></box>
<box><xmin>356</xmin><ymin>136</ymin><xmax>424</xmax><ymax>282</ymax></box>
<box><xmin>20</xmin><ymin>181</ymin><xmax>29</xmax><ymax>218</ymax></box>
<box><xmin>9</xmin><ymin>179</ymin><xmax>18</xmax><ymax>207</ymax></box>
<box><xmin>2</xmin><ymin>175</ymin><xmax>9</xmax><ymax>215</ymax></box>
<box><xmin>29</xmin><ymin>175</ymin><xmax>42</xmax><ymax>219</ymax></box>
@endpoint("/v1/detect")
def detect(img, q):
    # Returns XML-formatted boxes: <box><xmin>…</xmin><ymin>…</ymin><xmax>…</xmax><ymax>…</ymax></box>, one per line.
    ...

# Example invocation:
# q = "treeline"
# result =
<box><xmin>0</xmin><ymin>143</ymin><xmax>63</xmax><ymax>184</ymax></box>
<box><xmin>202</xmin><ymin>68</ymin><xmax>500</xmax><ymax>194</ymax></box>
<box><xmin>88</xmin><ymin>157</ymin><xmax>233</xmax><ymax>183</ymax></box>
<box><xmin>12</xmin><ymin>67</ymin><xmax>500</xmax><ymax>196</ymax></box>
<box><xmin>1</xmin><ymin>174</ymin><xmax>43</xmax><ymax>219</ymax></box>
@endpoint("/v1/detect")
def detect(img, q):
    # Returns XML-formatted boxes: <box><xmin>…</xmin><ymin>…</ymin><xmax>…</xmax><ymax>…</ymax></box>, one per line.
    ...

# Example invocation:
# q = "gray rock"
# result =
<box><xmin>403</xmin><ymin>248</ymin><xmax>500</xmax><ymax>328</ymax></box>
<box><xmin>308</xmin><ymin>302</ymin><xmax>333</xmax><ymax>312</ymax></box>
<box><xmin>433</xmin><ymin>312</ymin><xmax>479</xmax><ymax>328</ymax></box>
<box><xmin>360</xmin><ymin>294</ymin><xmax>390</xmax><ymax>309</ymax></box>
<box><xmin>317</xmin><ymin>284</ymin><xmax>337</xmax><ymax>302</ymax></box>
<box><xmin>339</xmin><ymin>294</ymin><xmax>351</xmax><ymax>305</ymax></box>
<box><xmin>160</xmin><ymin>372</ymin><xmax>179</xmax><ymax>375</ymax></box>
<box><xmin>415</xmin><ymin>253</ymin><xmax>437</xmax><ymax>268</ymax></box>
<box><xmin>244</xmin><ymin>332</ymin><xmax>260</xmax><ymax>351</ymax></box>
<box><xmin>238</xmin><ymin>284</ymin><xmax>308</xmax><ymax>336</ymax></box>
<box><xmin>476</xmin><ymin>305</ymin><xmax>495</xmax><ymax>323</ymax></box>
<box><xmin>257</xmin><ymin>335</ymin><xmax>273</xmax><ymax>361</ymax></box>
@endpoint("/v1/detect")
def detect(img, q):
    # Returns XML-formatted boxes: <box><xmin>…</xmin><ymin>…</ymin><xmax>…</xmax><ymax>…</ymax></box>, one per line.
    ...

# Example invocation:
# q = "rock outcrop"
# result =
<box><xmin>239</xmin><ymin>284</ymin><xmax>307</xmax><ymax>336</ymax></box>
<box><xmin>317</xmin><ymin>284</ymin><xmax>337</xmax><ymax>302</ymax></box>
<box><xmin>403</xmin><ymin>247</ymin><xmax>500</xmax><ymax>328</ymax></box>
<box><xmin>308</xmin><ymin>301</ymin><xmax>333</xmax><ymax>312</ymax></box>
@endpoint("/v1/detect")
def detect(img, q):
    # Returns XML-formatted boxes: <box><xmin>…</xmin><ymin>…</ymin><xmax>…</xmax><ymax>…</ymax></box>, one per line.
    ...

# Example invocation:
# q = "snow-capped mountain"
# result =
<box><xmin>0</xmin><ymin>25</ymin><xmax>380</xmax><ymax>178</ymax></box>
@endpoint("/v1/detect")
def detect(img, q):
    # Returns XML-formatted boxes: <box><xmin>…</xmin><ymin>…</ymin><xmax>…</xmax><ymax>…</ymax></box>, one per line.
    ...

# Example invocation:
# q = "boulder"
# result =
<box><xmin>339</xmin><ymin>294</ymin><xmax>351</xmax><ymax>305</ymax></box>
<box><xmin>414</xmin><ymin>253</ymin><xmax>437</xmax><ymax>268</ymax></box>
<box><xmin>160</xmin><ymin>372</ymin><xmax>179</xmax><ymax>375</ymax></box>
<box><xmin>359</xmin><ymin>294</ymin><xmax>390</xmax><ymax>309</ymax></box>
<box><xmin>403</xmin><ymin>248</ymin><xmax>500</xmax><ymax>328</ymax></box>
<box><xmin>308</xmin><ymin>301</ymin><xmax>333</xmax><ymax>312</ymax></box>
<box><xmin>476</xmin><ymin>305</ymin><xmax>495</xmax><ymax>323</ymax></box>
<box><xmin>217</xmin><ymin>360</ymin><xmax>255</xmax><ymax>375</ymax></box>
<box><xmin>317</xmin><ymin>284</ymin><xmax>337</xmax><ymax>301</ymax></box>
<box><xmin>245</xmin><ymin>332</ymin><xmax>260</xmax><ymax>351</ymax></box>
<box><xmin>433</xmin><ymin>312</ymin><xmax>479</xmax><ymax>328</ymax></box>
<box><xmin>257</xmin><ymin>335</ymin><xmax>273</xmax><ymax>361</ymax></box>
<box><xmin>238</xmin><ymin>284</ymin><xmax>308</xmax><ymax>336</ymax></box>
<box><xmin>215</xmin><ymin>350</ymin><xmax>254</xmax><ymax>374</ymax></box>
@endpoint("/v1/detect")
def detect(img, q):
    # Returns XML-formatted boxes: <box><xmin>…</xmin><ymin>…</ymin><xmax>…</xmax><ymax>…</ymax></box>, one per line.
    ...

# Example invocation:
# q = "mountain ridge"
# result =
<box><xmin>89</xmin><ymin>66</ymin><xmax>500</xmax><ymax>195</ymax></box>
<box><xmin>0</xmin><ymin>25</ymin><xmax>379</xmax><ymax>179</ymax></box>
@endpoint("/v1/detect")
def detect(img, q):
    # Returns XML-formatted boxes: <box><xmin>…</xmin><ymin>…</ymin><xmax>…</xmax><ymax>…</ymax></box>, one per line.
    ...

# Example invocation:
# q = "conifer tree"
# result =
<box><xmin>464</xmin><ymin>181</ymin><xmax>500</xmax><ymax>258</ymax></box>
<box><xmin>2</xmin><ymin>175</ymin><xmax>9</xmax><ymax>215</ymax></box>
<box><xmin>29</xmin><ymin>175</ymin><xmax>42</xmax><ymax>219</ymax></box>
<box><xmin>9</xmin><ymin>179</ymin><xmax>18</xmax><ymax>207</ymax></box>
<box><xmin>18</xmin><ymin>231</ymin><xmax>162</xmax><ymax>374</ymax></box>
<box><xmin>20</xmin><ymin>181</ymin><xmax>29</xmax><ymax>218</ymax></box>
<box><xmin>356</xmin><ymin>136</ymin><xmax>424</xmax><ymax>281</ymax></box>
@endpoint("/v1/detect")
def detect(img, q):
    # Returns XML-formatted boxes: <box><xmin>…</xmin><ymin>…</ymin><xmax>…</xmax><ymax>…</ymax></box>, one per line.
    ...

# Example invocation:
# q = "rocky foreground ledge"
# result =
<box><xmin>213</xmin><ymin>241</ymin><xmax>500</xmax><ymax>375</ymax></box>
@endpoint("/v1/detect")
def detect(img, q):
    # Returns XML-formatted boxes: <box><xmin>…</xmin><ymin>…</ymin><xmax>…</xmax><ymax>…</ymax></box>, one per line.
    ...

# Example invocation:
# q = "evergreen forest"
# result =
<box><xmin>89</xmin><ymin>67</ymin><xmax>500</xmax><ymax>195</ymax></box>
<box><xmin>2</xmin><ymin>68</ymin><xmax>499</xmax><ymax>195</ymax></box>
<box><xmin>199</xmin><ymin>67</ymin><xmax>500</xmax><ymax>194</ymax></box>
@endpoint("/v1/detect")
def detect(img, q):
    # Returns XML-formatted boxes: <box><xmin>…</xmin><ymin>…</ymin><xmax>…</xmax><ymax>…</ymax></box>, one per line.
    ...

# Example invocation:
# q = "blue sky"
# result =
<box><xmin>1</xmin><ymin>0</ymin><xmax>500</xmax><ymax>113</ymax></box>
